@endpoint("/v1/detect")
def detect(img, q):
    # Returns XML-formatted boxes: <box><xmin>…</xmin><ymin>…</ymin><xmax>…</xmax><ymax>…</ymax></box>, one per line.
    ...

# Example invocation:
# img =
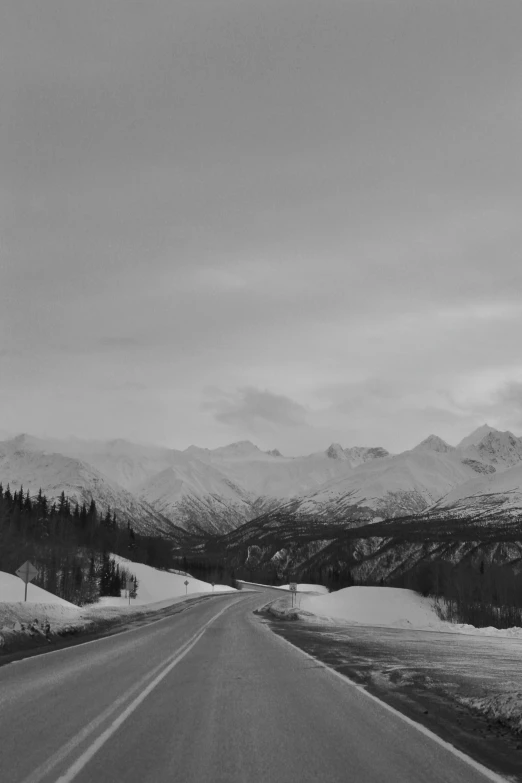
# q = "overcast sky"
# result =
<box><xmin>1</xmin><ymin>0</ymin><xmax>522</xmax><ymax>455</ymax></box>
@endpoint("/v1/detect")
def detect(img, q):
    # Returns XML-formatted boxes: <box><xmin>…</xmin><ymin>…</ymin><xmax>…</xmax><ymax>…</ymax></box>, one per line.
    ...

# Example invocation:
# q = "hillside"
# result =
<box><xmin>424</xmin><ymin>462</ymin><xmax>522</xmax><ymax>523</ymax></box>
<box><xmin>273</xmin><ymin>446</ymin><xmax>481</xmax><ymax>524</ymax></box>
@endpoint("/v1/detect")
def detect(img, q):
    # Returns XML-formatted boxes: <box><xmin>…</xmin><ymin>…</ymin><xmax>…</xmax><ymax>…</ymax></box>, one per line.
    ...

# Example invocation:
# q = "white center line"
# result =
<box><xmin>21</xmin><ymin>598</ymin><xmax>243</xmax><ymax>783</ymax></box>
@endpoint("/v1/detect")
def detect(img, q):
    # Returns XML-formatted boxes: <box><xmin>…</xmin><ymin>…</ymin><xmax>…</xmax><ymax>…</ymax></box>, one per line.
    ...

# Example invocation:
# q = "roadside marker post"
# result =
<box><xmin>16</xmin><ymin>560</ymin><xmax>38</xmax><ymax>602</ymax></box>
<box><xmin>125</xmin><ymin>579</ymin><xmax>131</xmax><ymax>605</ymax></box>
<box><xmin>289</xmin><ymin>582</ymin><xmax>297</xmax><ymax>607</ymax></box>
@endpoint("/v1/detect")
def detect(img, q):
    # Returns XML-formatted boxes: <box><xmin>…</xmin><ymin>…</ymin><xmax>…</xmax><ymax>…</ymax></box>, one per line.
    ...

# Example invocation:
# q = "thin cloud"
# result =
<box><xmin>203</xmin><ymin>387</ymin><xmax>308</xmax><ymax>432</ymax></box>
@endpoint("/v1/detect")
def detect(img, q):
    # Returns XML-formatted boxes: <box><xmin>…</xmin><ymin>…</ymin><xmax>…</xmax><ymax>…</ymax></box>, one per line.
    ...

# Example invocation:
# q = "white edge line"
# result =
<box><xmin>268</xmin><ymin>626</ymin><xmax>510</xmax><ymax>783</ymax></box>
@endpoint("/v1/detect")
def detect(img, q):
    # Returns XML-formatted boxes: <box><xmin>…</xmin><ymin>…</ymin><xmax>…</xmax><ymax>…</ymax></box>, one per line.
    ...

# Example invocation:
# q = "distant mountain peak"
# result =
<box><xmin>413</xmin><ymin>435</ymin><xmax>454</xmax><ymax>453</ymax></box>
<box><xmin>211</xmin><ymin>440</ymin><xmax>262</xmax><ymax>457</ymax></box>
<box><xmin>456</xmin><ymin>424</ymin><xmax>500</xmax><ymax>451</ymax></box>
<box><xmin>325</xmin><ymin>443</ymin><xmax>348</xmax><ymax>460</ymax></box>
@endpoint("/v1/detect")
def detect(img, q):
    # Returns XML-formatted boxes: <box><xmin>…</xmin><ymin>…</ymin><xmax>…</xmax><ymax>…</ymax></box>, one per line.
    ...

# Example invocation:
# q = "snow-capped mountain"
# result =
<box><xmin>2</xmin><ymin>424</ymin><xmax>522</xmax><ymax>536</ymax></box>
<box><xmin>6</xmin><ymin>435</ymin><xmax>181</xmax><ymax>491</ymax></box>
<box><xmin>0</xmin><ymin>439</ymin><xmax>172</xmax><ymax>536</ymax></box>
<box><xmin>311</xmin><ymin>442</ymin><xmax>390</xmax><ymax>466</ymax></box>
<box><xmin>278</xmin><ymin>447</ymin><xmax>480</xmax><ymax>524</ymax></box>
<box><xmin>459</xmin><ymin>429</ymin><xmax>522</xmax><ymax>471</ymax></box>
<box><xmin>325</xmin><ymin>442</ymin><xmax>349</xmax><ymax>460</ymax></box>
<box><xmin>136</xmin><ymin>441</ymin><xmax>376</xmax><ymax>531</ymax></box>
<box><xmin>413</xmin><ymin>434</ymin><xmax>455</xmax><ymax>454</ymax></box>
<box><xmin>136</xmin><ymin>461</ymin><xmax>253</xmax><ymax>535</ymax></box>
<box><xmin>424</xmin><ymin>461</ymin><xmax>522</xmax><ymax>523</ymax></box>
<box><xmin>343</xmin><ymin>445</ymin><xmax>390</xmax><ymax>466</ymax></box>
<box><xmin>456</xmin><ymin>424</ymin><xmax>499</xmax><ymax>451</ymax></box>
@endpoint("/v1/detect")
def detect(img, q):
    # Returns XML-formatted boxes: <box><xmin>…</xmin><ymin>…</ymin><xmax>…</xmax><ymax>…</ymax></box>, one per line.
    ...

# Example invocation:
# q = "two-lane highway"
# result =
<box><xmin>0</xmin><ymin>589</ymin><xmax>508</xmax><ymax>782</ymax></box>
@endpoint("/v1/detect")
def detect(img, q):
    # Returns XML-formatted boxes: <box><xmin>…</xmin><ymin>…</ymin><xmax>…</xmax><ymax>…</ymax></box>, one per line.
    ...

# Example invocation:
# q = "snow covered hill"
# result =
<box><xmin>300</xmin><ymin>587</ymin><xmax>443</xmax><ymax>629</ymax></box>
<box><xmin>0</xmin><ymin>570</ymin><xmax>76</xmax><ymax>606</ymax></box>
<box><xmin>107</xmin><ymin>555</ymin><xmax>236</xmax><ymax>605</ymax></box>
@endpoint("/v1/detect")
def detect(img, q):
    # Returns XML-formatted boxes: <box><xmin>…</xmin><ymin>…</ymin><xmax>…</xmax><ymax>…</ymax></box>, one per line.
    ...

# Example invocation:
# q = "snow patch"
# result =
<box><xmin>0</xmin><ymin>571</ymin><xmax>76</xmax><ymax>606</ymax></box>
<box><xmin>110</xmin><ymin>555</ymin><xmax>236</xmax><ymax>605</ymax></box>
<box><xmin>300</xmin><ymin>586</ymin><xmax>522</xmax><ymax>637</ymax></box>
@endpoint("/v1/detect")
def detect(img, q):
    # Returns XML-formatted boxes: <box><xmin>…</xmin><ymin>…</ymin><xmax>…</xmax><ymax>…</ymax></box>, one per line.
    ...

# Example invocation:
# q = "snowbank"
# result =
<box><xmin>300</xmin><ymin>586</ymin><xmax>522</xmax><ymax>637</ymax></box>
<box><xmin>0</xmin><ymin>571</ymin><xmax>76</xmax><ymax>607</ymax></box>
<box><xmin>0</xmin><ymin>560</ymin><xmax>235</xmax><ymax>634</ymax></box>
<box><xmin>0</xmin><ymin>572</ymin><xmax>82</xmax><ymax>633</ymax></box>
<box><xmin>108</xmin><ymin>555</ymin><xmax>236</xmax><ymax>606</ymax></box>
<box><xmin>301</xmin><ymin>587</ymin><xmax>441</xmax><ymax>628</ymax></box>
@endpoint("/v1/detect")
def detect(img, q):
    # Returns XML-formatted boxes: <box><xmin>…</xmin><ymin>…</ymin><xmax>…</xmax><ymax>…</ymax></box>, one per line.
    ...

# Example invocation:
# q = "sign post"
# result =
<box><xmin>184</xmin><ymin>579</ymin><xmax>189</xmax><ymax>595</ymax></box>
<box><xmin>289</xmin><ymin>582</ymin><xmax>297</xmax><ymax>608</ymax></box>
<box><xmin>212</xmin><ymin>582</ymin><xmax>215</xmax><ymax>593</ymax></box>
<box><xmin>16</xmin><ymin>561</ymin><xmax>38</xmax><ymax>602</ymax></box>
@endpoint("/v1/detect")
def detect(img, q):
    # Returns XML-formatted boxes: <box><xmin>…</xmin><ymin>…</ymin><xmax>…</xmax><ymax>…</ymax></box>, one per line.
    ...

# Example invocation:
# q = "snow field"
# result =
<box><xmin>0</xmin><ymin>571</ymin><xmax>77</xmax><ymax>607</ymax></box>
<box><xmin>300</xmin><ymin>586</ymin><xmax>522</xmax><ymax>637</ymax></box>
<box><xmin>0</xmin><ymin>559</ymin><xmax>235</xmax><ymax>632</ymax></box>
<box><xmin>106</xmin><ymin>555</ymin><xmax>236</xmax><ymax>606</ymax></box>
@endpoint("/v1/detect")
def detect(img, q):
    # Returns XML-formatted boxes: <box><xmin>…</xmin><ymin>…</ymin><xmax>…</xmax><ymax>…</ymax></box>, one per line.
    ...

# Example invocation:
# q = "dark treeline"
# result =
<box><xmin>172</xmin><ymin>555</ymin><xmax>238</xmax><ymax>589</ymax></box>
<box><xmin>301</xmin><ymin>553</ymin><xmax>522</xmax><ymax>628</ymax></box>
<box><xmin>208</xmin><ymin>539</ymin><xmax>522</xmax><ymax>629</ymax></box>
<box><xmin>391</xmin><ymin>559</ymin><xmax>522</xmax><ymax>629</ymax></box>
<box><xmin>0</xmin><ymin>483</ymin><xmax>171</xmax><ymax>605</ymax></box>
<box><xmin>175</xmin><ymin>553</ymin><xmax>354</xmax><ymax>591</ymax></box>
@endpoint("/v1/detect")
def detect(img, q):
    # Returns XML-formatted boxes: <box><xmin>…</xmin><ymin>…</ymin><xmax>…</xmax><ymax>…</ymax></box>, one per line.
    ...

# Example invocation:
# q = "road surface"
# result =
<box><xmin>0</xmin><ymin>589</ymin><xmax>507</xmax><ymax>783</ymax></box>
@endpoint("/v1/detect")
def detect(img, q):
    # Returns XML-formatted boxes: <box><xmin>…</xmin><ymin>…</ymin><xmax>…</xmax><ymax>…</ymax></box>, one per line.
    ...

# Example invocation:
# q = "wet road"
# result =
<box><xmin>0</xmin><ymin>589</ymin><xmax>507</xmax><ymax>782</ymax></box>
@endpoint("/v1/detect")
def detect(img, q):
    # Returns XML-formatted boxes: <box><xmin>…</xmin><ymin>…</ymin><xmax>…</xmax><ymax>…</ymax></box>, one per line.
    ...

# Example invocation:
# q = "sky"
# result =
<box><xmin>1</xmin><ymin>0</ymin><xmax>522</xmax><ymax>456</ymax></box>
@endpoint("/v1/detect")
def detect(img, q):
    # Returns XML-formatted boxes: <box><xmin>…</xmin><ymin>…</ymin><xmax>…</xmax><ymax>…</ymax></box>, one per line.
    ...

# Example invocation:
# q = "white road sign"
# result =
<box><xmin>16</xmin><ymin>561</ymin><xmax>38</xmax><ymax>583</ymax></box>
<box><xmin>16</xmin><ymin>560</ymin><xmax>38</xmax><ymax>602</ymax></box>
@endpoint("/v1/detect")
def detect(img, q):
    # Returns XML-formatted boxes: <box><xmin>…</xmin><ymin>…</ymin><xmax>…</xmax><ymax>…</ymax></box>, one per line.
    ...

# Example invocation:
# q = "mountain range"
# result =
<box><xmin>1</xmin><ymin>424</ymin><xmax>522</xmax><ymax>537</ymax></box>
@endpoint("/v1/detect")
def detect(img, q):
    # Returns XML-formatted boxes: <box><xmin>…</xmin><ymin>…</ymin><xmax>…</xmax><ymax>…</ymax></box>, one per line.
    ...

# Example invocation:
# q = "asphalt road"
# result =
<box><xmin>0</xmin><ymin>589</ymin><xmax>507</xmax><ymax>783</ymax></box>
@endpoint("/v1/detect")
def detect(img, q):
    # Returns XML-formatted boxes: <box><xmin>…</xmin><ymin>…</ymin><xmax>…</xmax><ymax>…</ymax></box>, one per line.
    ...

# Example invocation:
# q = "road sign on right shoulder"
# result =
<box><xmin>289</xmin><ymin>583</ymin><xmax>297</xmax><ymax>592</ymax></box>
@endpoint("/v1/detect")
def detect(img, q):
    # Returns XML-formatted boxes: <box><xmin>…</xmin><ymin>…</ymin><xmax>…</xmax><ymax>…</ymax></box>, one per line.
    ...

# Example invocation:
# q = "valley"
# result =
<box><xmin>1</xmin><ymin>425</ymin><xmax>522</xmax><ymax>601</ymax></box>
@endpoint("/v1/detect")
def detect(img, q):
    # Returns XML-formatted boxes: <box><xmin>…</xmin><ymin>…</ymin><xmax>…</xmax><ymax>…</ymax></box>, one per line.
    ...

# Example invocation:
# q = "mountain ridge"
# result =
<box><xmin>1</xmin><ymin>424</ymin><xmax>522</xmax><ymax>535</ymax></box>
